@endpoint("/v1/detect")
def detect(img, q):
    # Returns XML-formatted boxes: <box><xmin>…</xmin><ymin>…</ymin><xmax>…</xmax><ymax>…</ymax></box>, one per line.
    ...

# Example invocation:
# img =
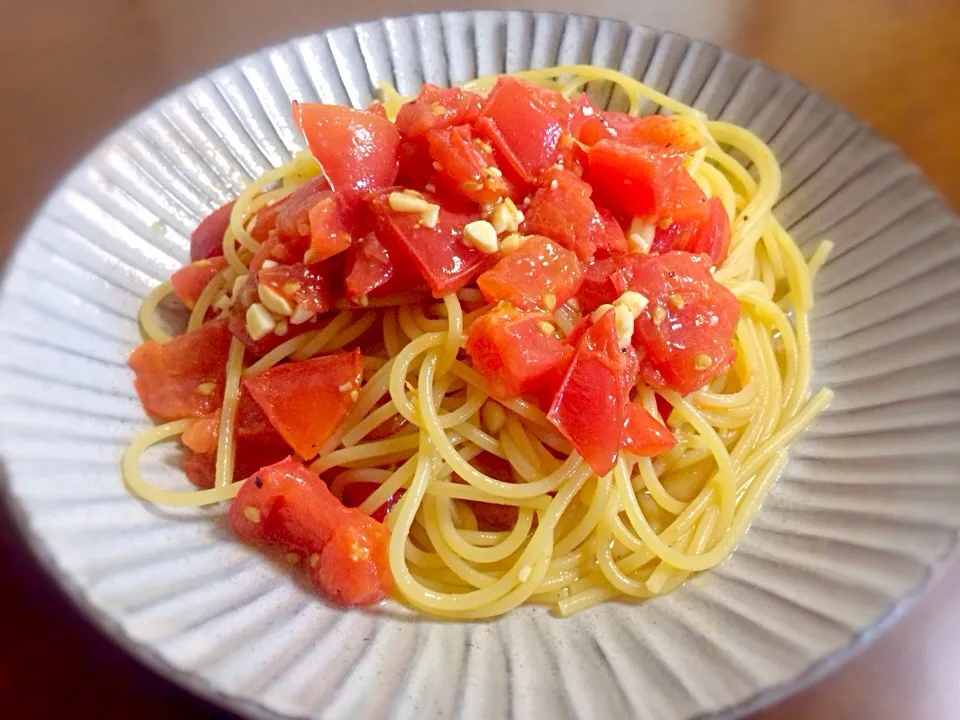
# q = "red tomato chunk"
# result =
<box><xmin>171</xmin><ymin>257</ymin><xmax>228</xmax><ymax>309</ymax></box>
<box><xmin>621</xmin><ymin>402</ymin><xmax>676</xmax><ymax>456</ymax></box>
<box><xmin>616</xmin><ymin>251</ymin><xmax>740</xmax><ymax>394</ymax></box>
<box><xmin>547</xmin><ymin>309</ymin><xmax>636</xmax><ymax>476</ymax></box>
<box><xmin>129</xmin><ymin>318</ymin><xmax>232</xmax><ymax>421</ymax></box>
<box><xmin>294</xmin><ymin>101</ymin><xmax>400</xmax><ymax>198</ymax></box>
<box><xmin>477</xmin><ymin>235</ymin><xmax>583</xmax><ymax>311</ymax></box>
<box><xmin>189</xmin><ymin>201</ymin><xmax>234</xmax><ymax>261</ymax></box>
<box><xmin>230</xmin><ymin>458</ymin><xmax>392</xmax><ymax>606</ymax></box>
<box><xmin>244</xmin><ymin>349</ymin><xmax>364</xmax><ymax>459</ymax></box>
<box><xmin>465</xmin><ymin>305</ymin><xmax>565</xmax><ymax>400</ymax></box>
<box><xmin>395</xmin><ymin>83</ymin><xmax>483</xmax><ymax>137</ymax></box>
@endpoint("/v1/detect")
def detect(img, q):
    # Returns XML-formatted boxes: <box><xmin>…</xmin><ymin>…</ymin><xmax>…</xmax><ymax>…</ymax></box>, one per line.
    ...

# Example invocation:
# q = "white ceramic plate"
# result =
<box><xmin>2</xmin><ymin>11</ymin><xmax>959</xmax><ymax>720</ymax></box>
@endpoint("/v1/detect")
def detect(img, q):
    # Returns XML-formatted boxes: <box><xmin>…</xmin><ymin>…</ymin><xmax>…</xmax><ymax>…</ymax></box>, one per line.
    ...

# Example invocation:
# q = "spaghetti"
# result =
<box><xmin>123</xmin><ymin>65</ymin><xmax>833</xmax><ymax>618</ymax></box>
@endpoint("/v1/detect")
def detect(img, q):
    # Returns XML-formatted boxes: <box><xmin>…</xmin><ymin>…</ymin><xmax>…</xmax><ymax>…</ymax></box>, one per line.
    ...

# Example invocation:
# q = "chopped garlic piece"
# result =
<box><xmin>499</xmin><ymin>233</ymin><xmax>526</xmax><ymax>254</ymax></box>
<box><xmin>590</xmin><ymin>303</ymin><xmax>614</xmax><ymax>323</ymax></box>
<box><xmin>243</xmin><ymin>506</ymin><xmax>261</xmax><ymax>523</ymax></box>
<box><xmin>420</xmin><ymin>203</ymin><xmax>440</xmax><ymax>229</ymax></box>
<box><xmin>231</xmin><ymin>274</ymin><xmax>248</xmax><ymax>299</ymax></box>
<box><xmin>389</xmin><ymin>191</ymin><xmax>431</xmax><ymax>213</ymax></box>
<box><xmin>538</xmin><ymin>321</ymin><xmax>556</xmax><ymax>336</ymax></box>
<box><xmin>195</xmin><ymin>382</ymin><xmax>217</xmax><ymax>396</ymax></box>
<box><xmin>614</xmin><ymin>304</ymin><xmax>636</xmax><ymax>349</ymax></box>
<box><xmin>541</xmin><ymin>293</ymin><xmax>557</xmax><ymax>311</ymax></box>
<box><xmin>614</xmin><ymin>290</ymin><xmax>649</xmax><ymax>318</ymax></box>
<box><xmin>480</xmin><ymin>401</ymin><xmax>507</xmax><ymax>435</ymax></box>
<box><xmin>260</xmin><ymin>259</ymin><xmax>278</xmax><ymax>269</ymax></box>
<box><xmin>245</xmin><ymin>302</ymin><xmax>276</xmax><ymax>340</ymax></box>
<box><xmin>258</xmin><ymin>283</ymin><xmax>293</xmax><ymax>316</ymax></box>
<box><xmin>626</xmin><ymin>217</ymin><xmax>656</xmax><ymax>253</ymax></box>
<box><xmin>487</xmin><ymin>197</ymin><xmax>523</xmax><ymax>235</ymax></box>
<box><xmin>213</xmin><ymin>294</ymin><xmax>232</xmax><ymax>312</ymax></box>
<box><xmin>695</xmin><ymin>353</ymin><xmax>714</xmax><ymax>370</ymax></box>
<box><xmin>462</xmin><ymin>220</ymin><xmax>499</xmax><ymax>254</ymax></box>
<box><xmin>290</xmin><ymin>303</ymin><xmax>315</xmax><ymax>325</ymax></box>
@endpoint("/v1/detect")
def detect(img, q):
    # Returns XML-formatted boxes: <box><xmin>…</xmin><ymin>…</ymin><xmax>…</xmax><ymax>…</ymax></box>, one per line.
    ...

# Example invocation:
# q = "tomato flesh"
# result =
<box><xmin>465</xmin><ymin>306</ymin><xmax>565</xmax><ymax>400</ymax></box>
<box><xmin>258</xmin><ymin>259</ymin><xmax>341</xmax><ymax>315</ymax></box>
<box><xmin>521</xmin><ymin>168</ymin><xmax>625</xmax><ymax>262</ymax></box>
<box><xmin>230</xmin><ymin>457</ymin><xmax>392</xmax><ymax>606</ymax></box>
<box><xmin>129</xmin><ymin>318</ymin><xmax>232</xmax><ymax>421</ymax></box>
<box><xmin>341</xmin><ymin>481</ymin><xmax>404</xmax><ymax>523</ymax></box>
<box><xmin>622</xmin><ymin>403</ymin><xmax>676</xmax><ymax>456</ymax></box>
<box><xmin>427</xmin><ymin>125</ymin><xmax>508</xmax><ymax>205</ymax></box>
<box><xmin>463</xmin><ymin>452</ymin><xmax>518</xmax><ymax>531</ymax></box>
<box><xmin>653</xmin><ymin>196</ymin><xmax>731</xmax><ymax>266</ymax></box>
<box><xmin>243</xmin><ymin>349</ymin><xmax>364</xmax><ymax>459</ymax></box>
<box><xmin>293</xmin><ymin>101</ymin><xmax>400</xmax><ymax>198</ymax></box>
<box><xmin>579</xmin><ymin>112</ymin><xmax>702</xmax><ymax>156</ymax></box>
<box><xmin>307</xmin><ymin>192</ymin><xmax>355</xmax><ymax>261</ymax></box>
<box><xmin>395</xmin><ymin>83</ymin><xmax>483</xmax><ymax>137</ymax></box>
<box><xmin>368</xmin><ymin>188</ymin><xmax>488</xmax><ymax>297</ymax></box>
<box><xmin>477</xmin><ymin>235</ymin><xmax>583</xmax><ymax>311</ymax></box>
<box><xmin>547</xmin><ymin>309</ymin><xmax>634</xmax><ymax>476</ymax></box>
<box><xmin>190</xmin><ymin>201</ymin><xmax>234</xmax><ymax>261</ymax></box>
<box><xmin>616</xmin><ymin>251</ymin><xmax>740</xmax><ymax>394</ymax></box>
<box><xmin>171</xmin><ymin>257</ymin><xmax>228</xmax><ymax>309</ymax></box>
<box><xmin>476</xmin><ymin>77</ymin><xmax>571</xmax><ymax>183</ymax></box>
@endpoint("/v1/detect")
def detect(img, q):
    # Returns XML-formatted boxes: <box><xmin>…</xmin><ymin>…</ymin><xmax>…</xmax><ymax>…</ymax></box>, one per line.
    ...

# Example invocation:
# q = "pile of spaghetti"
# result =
<box><xmin>123</xmin><ymin>65</ymin><xmax>833</xmax><ymax>619</ymax></box>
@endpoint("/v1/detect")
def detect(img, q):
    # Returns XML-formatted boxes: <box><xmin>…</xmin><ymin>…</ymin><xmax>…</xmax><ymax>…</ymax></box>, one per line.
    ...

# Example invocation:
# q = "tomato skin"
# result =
<box><xmin>477</xmin><ymin>235</ymin><xmax>584</xmax><ymax>311</ymax></box>
<box><xmin>293</xmin><ymin>102</ymin><xmax>400</xmax><ymax>198</ymax></box>
<box><xmin>367</xmin><ymin>188</ymin><xmax>489</xmax><ymax>297</ymax></box>
<box><xmin>616</xmin><ymin>251</ymin><xmax>740</xmax><ymax>394</ymax></box>
<box><xmin>427</xmin><ymin>125</ymin><xmax>508</xmax><ymax>205</ymax></box>
<box><xmin>243</xmin><ymin>349</ymin><xmax>363</xmax><ymax>459</ymax></box>
<box><xmin>547</xmin><ymin>309</ymin><xmax>633</xmax><ymax>476</ymax></box>
<box><xmin>652</xmin><ymin>196</ymin><xmax>731</xmax><ymax>266</ymax></box>
<box><xmin>129</xmin><ymin>318</ymin><xmax>232</xmax><ymax>421</ymax></box>
<box><xmin>465</xmin><ymin>306</ymin><xmax>566</xmax><ymax>400</ymax></box>
<box><xmin>521</xmin><ymin>168</ymin><xmax>623</xmax><ymax>262</ymax></box>
<box><xmin>182</xmin><ymin>416</ymin><xmax>219</xmax><ymax>454</ymax></box>
<box><xmin>476</xmin><ymin>77</ymin><xmax>571</xmax><ymax>183</ymax></box>
<box><xmin>171</xmin><ymin>257</ymin><xmax>228</xmax><ymax>309</ymax></box>
<box><xmin>395</xmin><ymin>83</ymin><xmax>483</xmax><ymax>137</ymax></box>
<box><xmin>230</xmin><ymin>457</ymin><xmax>392</xmax><ymax>606</ymax></box>
<box><xmin>190</xmin><ymin>201</ymin><xmax>234</xmax><ymax>261</ymax></box>
<box><xmin>575</xmin><ymin>256</ymin><xmax>621</xmax><ymax>313</ymax></box>
<box><xmin>622</xmin><ymin>403</ymin><xmax>676</xmax><ymax>456</ymax></box>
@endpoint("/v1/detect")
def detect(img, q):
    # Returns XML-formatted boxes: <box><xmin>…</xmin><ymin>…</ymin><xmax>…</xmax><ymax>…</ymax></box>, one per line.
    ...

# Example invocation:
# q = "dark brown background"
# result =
<box><xmin>2</xmin><ymin>1</ymin><xmax>959</xmax><ymax>718</ymax></box>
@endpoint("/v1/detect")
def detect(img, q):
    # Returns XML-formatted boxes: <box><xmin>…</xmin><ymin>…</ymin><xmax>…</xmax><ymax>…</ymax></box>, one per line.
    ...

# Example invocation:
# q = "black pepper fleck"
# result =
<box><xmin>253</xmin><ymin>476</ymin><xmax>263</xmax><ymax>489</ymax></box>
<box><xmin>669</xmin><ymin>271</ymin><xmax>676</xmax><ymax>278</ymax></box>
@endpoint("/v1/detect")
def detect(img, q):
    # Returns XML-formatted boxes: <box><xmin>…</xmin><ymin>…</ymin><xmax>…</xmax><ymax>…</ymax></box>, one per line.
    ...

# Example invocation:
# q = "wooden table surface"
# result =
<box><xmin>2</xmin><ymin>1</ymin><xmax>959</xmax><ymax>718</ymax></box>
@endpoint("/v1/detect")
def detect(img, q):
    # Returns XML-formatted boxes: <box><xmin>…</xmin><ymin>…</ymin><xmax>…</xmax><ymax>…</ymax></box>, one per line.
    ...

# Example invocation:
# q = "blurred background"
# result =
<box><xmin>1</xmin><ymin>1</ymin><xmax>958</xmax><ymax>718</ymax></box>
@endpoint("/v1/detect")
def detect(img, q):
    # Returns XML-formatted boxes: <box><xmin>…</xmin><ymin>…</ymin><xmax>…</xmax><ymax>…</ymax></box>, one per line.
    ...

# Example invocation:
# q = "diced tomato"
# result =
<box><xmin>593</xmin><ymin>208</ymin><xmax>628</xmax><ymax>257</ymax></box>
<box><xmin>230</xmin><ymin>458</ymin><xmax>392</xmax><ymax>606</ymax></box>
<box><xmin>652</xmin><ymin>196</ymin><xmax>731</xmax><ymax>266</ymax></box>
<box><xmin>463</xmin><ymin>452</ymin><xmax>518</xmax><ymax>531</ymax></box>
<box><xmin>395</xmin><ymin>83</ymin><xmax>483</xmax><ymax>137</ymax></box>
<box><xmin>293</xmin><ymin>101</ymin><xmax>400</xmax><ymax>198</ymax></box>
<box><xmin>180</xmin><ymin>434</ymin><xmax>290</xmax><ymax>489</ymax></box>
<box><xmin>307</xmin><ymin>193</ymin><xmax>355</xmax><ymax>262</ymax></box>
<box><xmin>182</xmin><ymin>415</ymin><xmax>218</xmax><ymax>454</ymax></box>
<box><xmin>395</xmin><ymin>137</ymin><xmax>435</xmax><ymax>188</ymax></box>
<box><xmin>427</xmin><ymin>125</ymin><xmax>508</xmax><ymax>205</ymax></box>
<box><xmin>586</xmin><ymin>140</ymin><xmax>674</xmax><ymax>219</ymax></box>
<box><xmin>547</xmin><ymin>309</ymin><xmax>635</xmax><ymax>475</ymax></box>
<box><xmin>622</xmin><ymin>403</ymin><xmax>676</xmax><ymax>456</ymax></box>
<box><xmin>171</xmin><ymin>257</ymin><xmax>228</xmax><ymax>309</ymax></box>
<box><xmin>477</xmin><ymin>235</ymin><xmax>583</xmax><ymax>311</ymax></box>
<box><xmin>243</xmin><ymin>349</ymin><xmax>363</xmax><ymax>459</ymax></box>
<box><xmin>258</xmin><ymin>259</ymin><xmax>341</xmax><ymax>315</ymax></box>
<box><xmin>190</xmin><ymin>201</ymin><xmax>234</xmax><ymax>261</ymax></box>
<box><xmin>341</xmin><ymin>481</ymin><xmax>404</xmax><ymax>523</ymax></box>
<box><xmin>465</xmin><ymin>305</ymin><xmax>565</xmax><ymax>400</ymax></box>
<box><xmin>656</xmin><ymin>394</ymin><xmax>673</xmax><ymax>424</ymax></box>
<box><xmin>365</xmin><ymin>100</ymin><xmax>388</xmax><ymax>118</ymax></box>
<box><xmin>368</xmin><ymin>188</ymin><xmax>488</xmax><ymax>297</ymax></box>
<box><xmin>578</xmin><ymin>112</ymin><xmax>702</xmax><ymax>156</ymax></box>
<box><xmin>575</xmin><ymin>256</ymin><xmax>620</xmax><ymax>313</ymax></box>
<box><xmin>568</xmin><ymin>94</ymin><xmax>603</xmax><ymax>143</ymax></box>
<box><xmin>343</xmin><ymin>233</ymin><xmax>392</xmax><ymax>300</ymax></box>
<box><xmin>521</xmin><ymin>168</ymin><xmax>624</xmax><ymax>262</ymax></box>
<box><xmin>129</xmin><ymin>318</ymin><xmax>232</xmax><ymax>421</ymax></box>
<box><xmin>616</xmin><ymin>251</ymin><xmax>740</xmax><ymax>394</ymax></box>
<box><xmin>476</xmin><ymin>77</ymin><xmax>571</xmax><ymax>183</ymax></box>
<box><xmin>249</xmin><ymin>176</ymin><xmax>328</xmax><ymax>247</ymax></box>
